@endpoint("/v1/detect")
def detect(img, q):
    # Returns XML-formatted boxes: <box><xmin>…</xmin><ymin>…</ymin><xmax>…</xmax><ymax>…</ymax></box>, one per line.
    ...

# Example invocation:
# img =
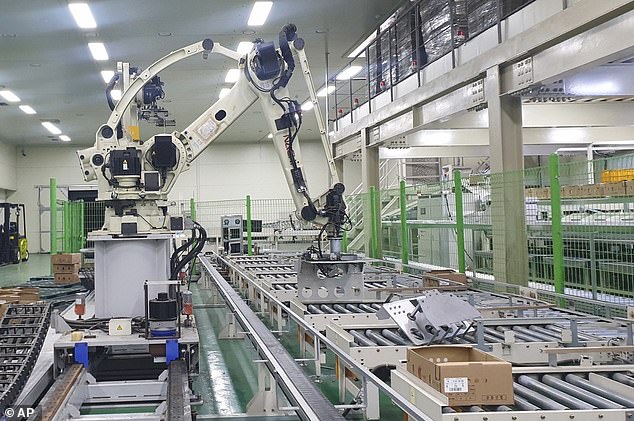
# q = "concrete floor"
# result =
<box><xmin>0</xmin><ymin>253</ymin><xmax>50</xmax><ymax>287</ymax></box>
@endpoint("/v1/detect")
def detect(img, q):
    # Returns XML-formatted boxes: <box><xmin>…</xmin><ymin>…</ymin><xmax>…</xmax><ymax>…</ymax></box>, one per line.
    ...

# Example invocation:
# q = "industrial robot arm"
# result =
<box><xmin>77</xmin><ymin>25</ymin><xmax>347</xmax><ymax>256</ymax></box>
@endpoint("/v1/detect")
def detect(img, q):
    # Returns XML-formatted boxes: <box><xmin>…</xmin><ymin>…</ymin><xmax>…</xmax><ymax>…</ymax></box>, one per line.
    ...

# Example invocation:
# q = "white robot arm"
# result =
<box><xmin>78</xmin><ymin>25</ymin><xmax>347</xmax><ymax>256</ymax></box>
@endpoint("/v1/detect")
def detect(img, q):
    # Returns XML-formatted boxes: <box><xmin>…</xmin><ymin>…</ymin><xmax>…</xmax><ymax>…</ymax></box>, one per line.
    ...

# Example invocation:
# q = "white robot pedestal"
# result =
<box><xmin>91</xmin><ymin>232</ymin><xmax>179</xmax><ymax>318</ymax></box>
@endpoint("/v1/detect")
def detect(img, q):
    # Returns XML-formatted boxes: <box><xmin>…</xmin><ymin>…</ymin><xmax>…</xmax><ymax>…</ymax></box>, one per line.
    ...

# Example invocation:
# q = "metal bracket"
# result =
<box><xmin>296</xmin><ymin>258</ymin><xmax>365</xmax><ymax>303</ymax></box>
<box><xmin>377</xmin><ymin>290</ymin><xmax>480</xmax><ymax>346</ymax></box>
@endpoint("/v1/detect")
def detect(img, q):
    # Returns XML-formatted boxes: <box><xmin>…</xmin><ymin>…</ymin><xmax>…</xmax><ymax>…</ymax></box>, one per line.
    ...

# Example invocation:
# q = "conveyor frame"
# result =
<box><xmin>202</xmin><ymin>254</ymin><xmax>433</xmax><ymax>421</ymax></box>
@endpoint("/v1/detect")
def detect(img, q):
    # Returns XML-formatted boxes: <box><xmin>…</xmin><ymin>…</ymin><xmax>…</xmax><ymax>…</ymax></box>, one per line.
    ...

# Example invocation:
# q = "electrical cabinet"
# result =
<box><xmin>221</xmin><ymin>215</ymin><xmax>243</xmax><ymax>255</ymax></box>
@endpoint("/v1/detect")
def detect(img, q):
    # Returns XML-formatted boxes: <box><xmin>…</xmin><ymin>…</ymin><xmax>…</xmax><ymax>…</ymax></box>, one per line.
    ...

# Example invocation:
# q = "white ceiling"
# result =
<box><xmin>0</xmin><ymin>0</ymin><xmax>401</xmax><ymax>146</ymax></box>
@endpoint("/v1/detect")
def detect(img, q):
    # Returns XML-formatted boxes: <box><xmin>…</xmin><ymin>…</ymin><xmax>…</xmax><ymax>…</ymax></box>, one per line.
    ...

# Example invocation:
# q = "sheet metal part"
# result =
<box><xmin>0</xmin><ymin>303</ymin><xmax>51</xmax><ymax>410</ymax></box>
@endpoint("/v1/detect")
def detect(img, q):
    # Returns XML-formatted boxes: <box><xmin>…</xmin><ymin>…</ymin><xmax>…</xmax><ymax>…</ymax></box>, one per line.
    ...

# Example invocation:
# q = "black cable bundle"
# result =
<box><xmin>170</xmin><ymin>222</ymin><xmax>207</xmax><ymax>281</ymax></box>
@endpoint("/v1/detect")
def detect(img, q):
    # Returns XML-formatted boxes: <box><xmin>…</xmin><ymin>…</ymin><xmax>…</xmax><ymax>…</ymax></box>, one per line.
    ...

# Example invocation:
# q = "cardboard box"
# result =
<box><xmin>53</xmin><ymin>263</ymin><xmax>81</xmax><ymax>274</ymax></box>
<box><xmin>54</xmin><ymin>273</ymin><xmax>80</xmax><ymax>285</ymax></box>
<box><xmin>424</xmin><ymin>270</ymin><xmax>468</xmax><ymax>285</ymax></box>
<box><xmin>580</xmin><ymin>184</ymin><xmax>605</xmax><ymax>198</ymax></box>
<box><xmin>625</xmin><ymin>180</ymin><xmax>634</xmax><ymax>196</ymax></box>
<box><xmin>0</xmin><ymin>287</ymin><xmax>39</xmax><ymax>303</ymax></box>
<box><xmin>51</xmin><ymin>253</ymin><xmax>81</xmax><ymax>265</ymax></box>
<box><xmin>407</xmin><ymin>345</ymin><xmax>514</xmax><ymax>406</ymax></box>
<box><xmin>603</xmin><ymin>182</ymin><xmax>627</xmax><ymax>197</ymax></box>
<box><xmin>533</xmin><ymin>187</ymin><xmax>550</xmax><ymax>200</ymax></box>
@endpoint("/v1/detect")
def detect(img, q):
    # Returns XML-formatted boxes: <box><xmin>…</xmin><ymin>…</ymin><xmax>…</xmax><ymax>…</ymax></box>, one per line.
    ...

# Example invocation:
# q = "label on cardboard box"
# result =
<box><xmin>444</xmin><ymin>377</ymin><xmax>469</xmax><ymax>393</ymax></box>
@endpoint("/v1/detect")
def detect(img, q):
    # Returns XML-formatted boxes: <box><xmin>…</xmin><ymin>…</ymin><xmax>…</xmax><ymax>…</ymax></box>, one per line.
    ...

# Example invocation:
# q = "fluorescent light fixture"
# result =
<box><xmin>19</xmin><ymin>105</ymin><xmax>36</xmax><ymax>114</ymax></box>
<box><xmin>59</xmin><ymin>135</ymin><xmax>71</xmax><ymax>142</ymax></box>
<box><xmin>348</xmin><ymin>32</ymin><xmax>376</xmax><ymax>58</ymax></box>
<box><xmin>0</xmin><ymin>90</ymin><xmax>20</xmax><ymax>102</ymax></box>
<box><xmin>219</xmin><ymin>88</ymin><xmax>231</xmax><ymax>98</ymax></box>
<box><xmin>267</xmin><ymin>133</ymin><xmax>273</xmax><ymax>139</ymax></box>
<box><xmin>41</xmin><ymin>122</ymin><xmax>62</xmax><ymax>135</ymax></box>
<box><xmin>225</xmin><ymin>68</ymin><xmax>240</xmax><ymax>83</ymax></box>
<box><xmin>236</xmin><ymin>41</ymin><xmax>254</xmax><ymax>55</ymax></box>
<box><xmin>68</xmin><ymin>3</ymin><xmax>97</xmax><ymax>29</ymax></box>
<box><xmin>301</xmin><ymin>101</ymin><xmax>314</xmax><ymax>111</ymax></box>
<box><xmin>248</xmin><ymin>1</ymin><xmax>273</xmax><ymax>26</ymax></box>
<box><xmin>100</xmin><ymin>70</ymin><xmax>115</xmax><ymax>83</ymax></box>
<box><xmin>336</xmin><ymin>66</ymin><xmax>363</xmax><ymax>80</ymax></box>
<box><xmin>317</xmin><ymin>85</ymin><xmax>335</xmax><ymax>97</ymax></box>
<box><xmin>110</xmin><ymin>89</ymin><xmax>122</xmax><ymax>100</ymax></box>
<box><xmin>88</xmin><ymin>42</ymin><xmax>108</xmax><ymax>61</ymax></box>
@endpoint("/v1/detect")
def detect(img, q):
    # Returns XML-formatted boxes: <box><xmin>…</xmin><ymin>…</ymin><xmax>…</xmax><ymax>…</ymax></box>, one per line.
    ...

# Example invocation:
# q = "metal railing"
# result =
<box><xmin>328</xmin><ymin>0</ymin><xmax>539</xmax><ymax>129</ymax></box>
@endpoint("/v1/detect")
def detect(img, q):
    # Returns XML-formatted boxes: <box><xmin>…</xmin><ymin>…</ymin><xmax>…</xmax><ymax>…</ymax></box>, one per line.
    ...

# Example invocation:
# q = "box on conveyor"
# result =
<box><xmin>407</xmin><ymin>345</ymin><xmax>514</xmax><ymax>406</ymax></box>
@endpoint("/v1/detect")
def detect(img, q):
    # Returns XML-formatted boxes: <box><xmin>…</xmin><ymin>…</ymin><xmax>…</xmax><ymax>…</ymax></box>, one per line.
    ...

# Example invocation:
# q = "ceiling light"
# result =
<box><xmin>317</xmin><ymin>85</ymin><xmax>335</xmax><ymax>97</ymax></box>
<box><xmin>236</xmin><ymin>42</ymin><xmax>254</xmax><ymax>55</ymax></box>
<box><xmin>219</xmin><ymin>88</ymin><xmax>231</xmax><ymax>98</ymax></box>
<box><xmin>301</xmin><ymin>101</ymin><xmax>314</xmax><ymax>111</ymax></box>
<box><xmin>248</xmin><ymin>2</ymin><xmax>273</xmax><ymax>26</ymax></box>
<box><xmin>348</xmin><ymin>32</ymin><xmax>376</xmax><ymax>58</ymax></box>
<box><xmin>225</xmin><ymin>68</ymin><xmax>240</xmax><ymax>83</ymax></box>
<box><xmin>41</xmin><ymin>122</ymin><xmax>62</xmax><ymax>135</ymax></box>
<box><xmin>267</xmin><ymin>133</ymin><xmax>273</xmax><ymax>139</ymax></box>
<box><xmin>336</xmin><ymin>66</ymin><xmax>363</xmax><ymax>80</ymax></box>
<box><xmin>100</xmin><ymin>70</ymin><xmax>115</xmax><ymax>83</ymax></box>
<box><xmin>68</xmin><ymin>3</ymin><xmax>97</xmax><ymax>29</ymax></box>
<box><xmin>88</xmin><ymin>42</ymin><xmax>108</xmax><ymax>61</ymax></box>
<box><xmin>110</xmin><ymin>89</ymin><xmax>122</xmax><ymax>100</ymax></box>
<box><xmin>0</xmin><ymin>90</ymin><xmax>20</xmax><ymax>102</ymax></box>
<box><xmin>59</xmin><ymin>135</ymin><xmax>71</xmax><ymax>142</ymax></box>
<box><xmin>19</xmin><ymin>105</ymin><xmax>36</xmax><ymax>114</ymax></box>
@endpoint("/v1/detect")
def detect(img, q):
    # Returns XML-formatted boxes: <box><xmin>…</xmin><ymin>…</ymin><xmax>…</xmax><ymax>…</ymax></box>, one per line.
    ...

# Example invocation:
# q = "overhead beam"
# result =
<box><xmin>501</xmin><ymin>11</ymin><xmax>634</xmax><ymax>94</ymax></box>
<box><xmin>425</xmin><ymin>102</ymin><xmax>634</xmax><ymax>130</ymax></box>
<box><xmin>379</xmin><ymin>144</ymin><xmax>583</xmax><ymax>159</ymax></box>
<box><xmin>332</xmin><ymin>0</ymin><xmax>634</xmax><ymax>145</ymax></box>
<box><xmin>404</xmin><ymin>126</ymin><xmax>634</xmax><ymax>148</ymax></box>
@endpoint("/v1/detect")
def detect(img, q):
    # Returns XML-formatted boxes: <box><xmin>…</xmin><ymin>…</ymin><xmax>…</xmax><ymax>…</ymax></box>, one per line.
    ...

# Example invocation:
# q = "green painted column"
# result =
<box><xmin>342</xmin><ymin>231</ymin><xmax>348</xmax><ymax>253</ymax></box>
<box><xmin>49</xmin><ymin>178</ymin><xmax>57</xmax><ymax>274</ymax></box>
<box><xmin>549</xmin><ymin>154</ymin><xmax>565</xmax><ymax>299</ymax></box>
<box><xmin>79</xmin><ymin>201</ymin><xmax>85</xmax><ymax>251</ymax></box>
<box><xmin>246</xmin><ymin>195</ymin><xmax>252</xmax><ymax>256</ymax></box>
<box><xmin>453</xmin><ymin>171</ymin><xmax>466</xmax><ymax>273</ymax></box>
<box><xmin>399</xmin><ymin>181</ymin><xmax>409</xmax><ymax>269</ymax></box>
<box><xmin>62</xmin><ymin>201</ymin><xmax>69</xmax><ymax>253</ymax></box>
<box><xmin>190</xmin><ymin>197</ymin><xmax>196</xmax><ymax>222</ymax></box>
<box><xmin>369</xmin><ymin>186</ymin><xmax>382</xmax><ymax>259</ymax></box>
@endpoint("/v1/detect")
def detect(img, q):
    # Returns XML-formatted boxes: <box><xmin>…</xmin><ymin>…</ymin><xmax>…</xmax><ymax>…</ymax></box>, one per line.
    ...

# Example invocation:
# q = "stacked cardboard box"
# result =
<box><xmin>52</xmin><ymin>253</ymin><xmax>81</xmax><ymax>284</ymax></box>
<box><xmin>0</xmin><ymin>287</ymin><xmax>40</xmax><ymax>317</ymax></box>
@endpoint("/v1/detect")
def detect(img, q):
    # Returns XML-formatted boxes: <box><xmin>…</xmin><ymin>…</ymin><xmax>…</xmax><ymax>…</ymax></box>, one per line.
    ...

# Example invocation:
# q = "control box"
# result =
<box><xmin>221</xmin><ymin>215</ymin><xmax>243</xmax><ymax>255</ymax></box>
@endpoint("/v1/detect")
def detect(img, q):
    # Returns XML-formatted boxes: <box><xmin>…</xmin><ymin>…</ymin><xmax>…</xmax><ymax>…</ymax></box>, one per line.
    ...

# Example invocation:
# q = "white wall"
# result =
<box><xmin>0</xmin><ymin>141</ymin><xmax>17</xmax><ymax>192</ymax></box>
<box><xmin>8</xmin><ymin>140</ymin><xmax>331</xmax><ymax>252</ymax></box>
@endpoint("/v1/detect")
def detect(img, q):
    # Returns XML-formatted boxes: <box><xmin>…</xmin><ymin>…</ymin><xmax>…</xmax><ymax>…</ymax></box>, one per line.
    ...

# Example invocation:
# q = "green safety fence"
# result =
<box><xmin>55</xmin><ymin>151</ymin><xmax>634</xmax><ymax>312</ymax></box>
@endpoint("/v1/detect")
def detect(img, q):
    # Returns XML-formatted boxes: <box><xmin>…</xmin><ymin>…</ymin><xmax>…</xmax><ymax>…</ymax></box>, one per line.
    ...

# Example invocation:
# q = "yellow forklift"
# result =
<box><xmin>0</xmin><ymin>203</ymin><xmax>28</xmax><ymax>265</ymax></box>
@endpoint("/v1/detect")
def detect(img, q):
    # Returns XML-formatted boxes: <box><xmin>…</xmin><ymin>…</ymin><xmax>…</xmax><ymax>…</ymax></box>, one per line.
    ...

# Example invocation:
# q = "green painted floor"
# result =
<box><xmin>0</xmin><ymin>253</ymin><xmax>51</xmax><ymax>287</ymax></box>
